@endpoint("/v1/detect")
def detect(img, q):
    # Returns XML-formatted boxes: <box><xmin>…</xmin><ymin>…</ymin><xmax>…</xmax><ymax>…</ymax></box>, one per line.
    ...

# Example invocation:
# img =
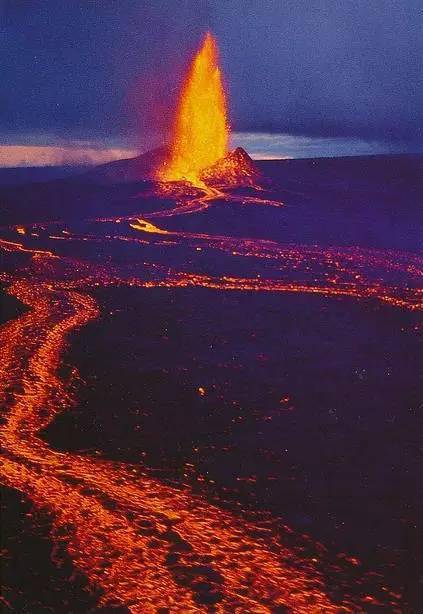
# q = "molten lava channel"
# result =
<box><xmin>159</xmin><ymin>32</ymin><xmax>229</xmax><ymax>187</ymax></box>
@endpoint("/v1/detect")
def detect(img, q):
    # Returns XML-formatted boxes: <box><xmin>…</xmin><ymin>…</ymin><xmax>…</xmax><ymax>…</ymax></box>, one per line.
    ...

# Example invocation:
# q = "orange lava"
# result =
<box><xmin>159</xmin><ymin>32</ymin><xmax>229</xmax><ymax>186</ymax></box>
<box><xmin>127</xmin><ymin>219</ymin><xmax>423</xmax><ymax>312</ymax></box>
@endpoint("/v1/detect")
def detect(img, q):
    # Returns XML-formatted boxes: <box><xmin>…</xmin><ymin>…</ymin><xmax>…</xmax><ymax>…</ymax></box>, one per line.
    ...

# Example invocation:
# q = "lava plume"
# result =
<box><xmin>88</xmin><ymin>32</ymin><xmax>259</xmax><ymax>189</ymax></box>
<box><xmin>159</xmin><ymin>32</ymin><xmax>229</xmax><ymax>186</ymax></box>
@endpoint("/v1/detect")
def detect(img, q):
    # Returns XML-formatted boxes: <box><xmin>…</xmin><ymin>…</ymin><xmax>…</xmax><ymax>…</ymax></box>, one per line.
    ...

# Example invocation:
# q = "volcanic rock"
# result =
<box><xmin>200</xmin><ymin>147</ymin><xmax>261</xmax><ymax>187</ymax></box>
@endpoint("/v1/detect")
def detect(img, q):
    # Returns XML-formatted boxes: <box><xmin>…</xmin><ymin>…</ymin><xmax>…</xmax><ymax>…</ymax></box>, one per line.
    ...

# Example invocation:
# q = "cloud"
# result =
<box><xmin>0</xmin><ymin>145</ymin><xmax>137</xmax><ymax>167</ymax></box>
<box><xmin>1</xmin><ymin>133</ymin><xmax>421</xmax><ymax>167</ymax></box>
<box><xmin>231</xmin><ymin>133</ymin><xmax>422</xmax><ymax>159</ymax></box>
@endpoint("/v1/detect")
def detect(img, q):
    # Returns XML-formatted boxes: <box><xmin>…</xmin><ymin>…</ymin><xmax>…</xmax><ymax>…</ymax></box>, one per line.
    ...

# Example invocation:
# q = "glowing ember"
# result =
<box><xmin>159</xmin><ymin>32</ymin><xmax>229</xmax><ymax>186</ymax></box>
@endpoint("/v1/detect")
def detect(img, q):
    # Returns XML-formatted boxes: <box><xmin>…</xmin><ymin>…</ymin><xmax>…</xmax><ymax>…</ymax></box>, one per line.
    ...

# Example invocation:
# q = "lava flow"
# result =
<box><xmin>1</xmin><ymin>233</ymin><xmax>409</xmax><ymax>612</ymax></box>
<box><xmin>1</xmin><ymin>196</ymin><xmax>418</xmax><ymax>611</ymax></box>
<box><xmin>158</xmin><ymin>32</ymin><xmax>229</xmax><ymax>186</ymax></box>
<box><xmin>0</xmin><ymin>253</ymin><xmax>360</xmax><ymax>613</ymax></box>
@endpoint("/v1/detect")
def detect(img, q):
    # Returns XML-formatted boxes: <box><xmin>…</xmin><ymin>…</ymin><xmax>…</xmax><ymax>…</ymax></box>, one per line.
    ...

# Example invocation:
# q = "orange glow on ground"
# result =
<box><xmin>0</xmin><ymin>180</ymin><xmax>417</xmax><ymax>611</ymax></box>
<box><xmin>0</xmin><ymin>228</ymin><xmax>412</xmax><ymax>611</ymax></box>
<box><xmin>159</xmin><ymin>32</ymin><xmax>229</xmax><ymax>186</ymax></box>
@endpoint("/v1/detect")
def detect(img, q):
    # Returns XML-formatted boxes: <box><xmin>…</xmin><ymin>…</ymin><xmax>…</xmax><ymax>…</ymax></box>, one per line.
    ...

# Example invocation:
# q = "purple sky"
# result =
<box><xmin>1</xmin><ymin>1</ymin><xmax>421</xmax><ymax>160</ymax></box>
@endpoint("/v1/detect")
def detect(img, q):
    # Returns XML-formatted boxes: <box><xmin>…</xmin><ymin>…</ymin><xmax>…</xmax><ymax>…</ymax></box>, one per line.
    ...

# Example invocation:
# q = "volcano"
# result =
<box><xmin>155</xmin><ymin>31</ymin><xmax>262</xmax><ymax>190</ymax></box>
<box><xmin>84</xmin><ymin>145</ymin><xmax>261</xmax><ymax>187</ymax></box>
<box><xmin>87</xmin><ymin>32</ymin><xmax>260</xmax><ymax>190</ymax></box>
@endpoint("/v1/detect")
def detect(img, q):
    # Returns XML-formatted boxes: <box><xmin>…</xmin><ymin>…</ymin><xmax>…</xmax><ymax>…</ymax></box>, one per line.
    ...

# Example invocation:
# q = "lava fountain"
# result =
<box><xmin>159</xmin><ymin>31</ymin><xmax>229</xmax><ymax>186</ymax></box>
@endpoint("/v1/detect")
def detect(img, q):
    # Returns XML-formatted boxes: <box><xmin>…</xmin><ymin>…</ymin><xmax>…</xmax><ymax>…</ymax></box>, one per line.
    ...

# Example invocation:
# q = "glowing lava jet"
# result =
<box><xmin>159</xmin><ymin>32</ymin><xmax>229</xmax><ymax>186</ymax></box>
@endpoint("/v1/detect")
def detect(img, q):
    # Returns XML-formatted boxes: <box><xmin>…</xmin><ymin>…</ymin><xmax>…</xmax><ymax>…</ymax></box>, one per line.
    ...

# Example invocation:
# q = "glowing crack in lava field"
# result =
<box><xmin>1</xmin><ymin>32</ymin><xmax>422</xmax><ymax>614</ymax></box>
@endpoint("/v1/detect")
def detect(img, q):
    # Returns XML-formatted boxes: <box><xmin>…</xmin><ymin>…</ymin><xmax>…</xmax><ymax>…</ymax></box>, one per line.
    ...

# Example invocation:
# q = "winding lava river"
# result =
<box><xmin>0</xmin><ymin>185</ymin><xmax>421</xmax><ymax>612</ymax></box>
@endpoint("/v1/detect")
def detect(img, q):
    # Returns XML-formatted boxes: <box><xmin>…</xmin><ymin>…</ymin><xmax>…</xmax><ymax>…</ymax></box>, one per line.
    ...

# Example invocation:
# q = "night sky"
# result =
<box><xmin>1</xmin><ymin>0</ymin><xmax>421</xmax><ymax>158</ymax></box>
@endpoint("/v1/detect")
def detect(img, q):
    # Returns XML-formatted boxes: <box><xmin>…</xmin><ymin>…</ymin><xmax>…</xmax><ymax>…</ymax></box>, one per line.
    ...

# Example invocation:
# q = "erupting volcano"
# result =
<box><xmin>1</xmin><ymin>15</ymin><xmax>420</xmax><ymax>613</ymax></box>
<box><xmin>88</xmin><ymin>32</ymin><xmax>259</xmax><ymax>189</ymax></box>
<box><xmin>159</xmin><ymin>32</ymin><xmax>229</xmax><ymax>186</ymax></box>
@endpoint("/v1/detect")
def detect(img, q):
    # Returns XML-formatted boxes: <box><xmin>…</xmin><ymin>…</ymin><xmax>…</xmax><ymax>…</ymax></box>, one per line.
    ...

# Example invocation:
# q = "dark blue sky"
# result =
<box><xmin>1</xmin><ymin>0</ymin><xmax>421</xmax><ymax>149</ymax></box>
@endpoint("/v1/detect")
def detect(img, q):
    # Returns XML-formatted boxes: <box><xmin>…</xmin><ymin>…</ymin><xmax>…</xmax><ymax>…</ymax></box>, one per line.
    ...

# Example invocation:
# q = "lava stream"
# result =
<box><xmin>0</xmin><ymin>255</ymin><xmax>360</xmax><ymax>612</ymax></box>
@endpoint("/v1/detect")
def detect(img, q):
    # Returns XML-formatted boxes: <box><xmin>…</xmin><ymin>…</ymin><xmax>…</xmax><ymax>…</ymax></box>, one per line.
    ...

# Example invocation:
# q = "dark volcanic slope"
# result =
<box><xmin>83</xmin><ymin>146</ymin><xmax>167</xmax><ymax>184</ymax></box>
<box><xmin>0</xmin><ymin>166</ymin><xmax>84</xmax><ymax>186</ymax></box>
